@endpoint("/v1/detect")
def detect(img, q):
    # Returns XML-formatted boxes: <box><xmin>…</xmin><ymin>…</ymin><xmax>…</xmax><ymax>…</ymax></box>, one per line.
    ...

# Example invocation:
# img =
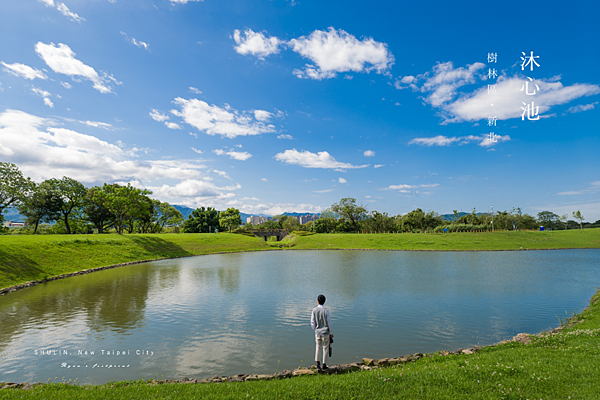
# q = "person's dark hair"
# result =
<box><xmin>317</xmin><ymin>294</ymin><xmax>326</xmax><ymax>305</ymax></box>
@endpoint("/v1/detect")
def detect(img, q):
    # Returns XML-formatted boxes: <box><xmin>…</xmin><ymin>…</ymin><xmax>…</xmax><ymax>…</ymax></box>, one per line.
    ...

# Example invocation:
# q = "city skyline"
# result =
<box><xmin>1</xmin><ymin>0</ymin><xmax>599</xmax><ymax>221</ymax></box>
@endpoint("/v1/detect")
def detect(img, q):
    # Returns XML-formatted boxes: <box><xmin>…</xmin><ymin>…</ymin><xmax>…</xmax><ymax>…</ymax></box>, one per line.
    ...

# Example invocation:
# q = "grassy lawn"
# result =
<box><xmin>1</xmin><ymin>229</ymin><xmax>599</xmax><ymax>290</ymax></box>
<box><xmin>1</xmin><ymin>290</ymin><xmax>599</xmax><ymax>399</ymax></box>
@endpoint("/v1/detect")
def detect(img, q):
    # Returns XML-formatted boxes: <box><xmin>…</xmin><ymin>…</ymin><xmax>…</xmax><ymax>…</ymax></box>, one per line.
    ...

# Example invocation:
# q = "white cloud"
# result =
<box><xmin>277</xmin><ymin>134</ymin><xmax>293</xmax><ymax>140</ymax></box>
<box><xmin>274</xmin><ymin>149</ymin><xmax>369</xmax><ymax>171</ymax></box>
<box><xmin>165</xmin><ymin>121</ymin><xmax>182</xmax><ymax>130</ymax></box>
<box><xmin>374</xmin><ymin>164</ymin><xmax>384</xmax><ymax>168</ymax></box>
<box><xmin>171</xmin><ymin>97</ymin><xmax>276</xmax><ymax>138</ymax></box>
<box><xmin>289</xmin><ymin>28</ymin><xmax>393</xmax><ymax>80</ymax></box>
<box><xmin>557</xmin><ymin>181</ymin><xmax>600</xmax><ymax>196</ymax></box>
<box><xmin>253</xmin><ymin>110</ymin><xmax>273</xmax><ymax>122</ymax></box>
<box><xmin>31</xmin><ymin>86</ymin><xmax>51</xmax><ymax>98</ymax></box>
<box><xmin>35</xmin><ymin>42</ymin><xmax>119</xmax><ymax>93</ymax></box>
<box><xmin>363</xmin><ymin>150</ymin><xmax>375</xmax><ymax>157</ymax></box>
<box><xmin>213</xmin><ymin>149</ymin><xmax>252</xmax><ymax>161</ymax></box>
<box><xmin>189</xmin><ymin>87</ymin><xmax>202</xmax><ymax>94</ymax></box>
<box><xmin>396</xmin><ymin>61</ymin><xmax>600</xmax><ymax>124</ymax></box>
<box><xmin>120</xmin><ymin>32</ymin><xmax>150</xmax><ymax>51</ymax></box>
<box><xmin>150</xmin><ymin>108</ymin><xmax>169</xmax><ymax>122</ymax></box>
<box><xmin>225</xmin><ymin>201</ymin><xmax>323</xmax><ymax>216</ymax></box>
<box><xmin>43</xmin><ymin>98</ymin><xmax>54</xmax><ymax>108</ymax></box>
<box><xmin>61</xmin><ymin>81</ymin><xmax>72</xmax><ymax>89</ymax></box>
<box><xmin>1</xmin><ymin>62</ymin><xmax>47</xmax><ymax>80</ymax></box>
<box><xmin>0</xmin><ymin>109</ymin><xmax>211</xmax><ymax>185</ymax></box>
<box><xmin>212</xmin><ymin>169</ymin><xmax>230</xmax><ymax>179</ymax></box>
<box><xmin>566</xmin><ymin>102</ymin><xmax>598</xmax><ymax>114</ymax></box>
<box><xmin>191</xmin><ymin>147</ymin><xmax>203</xmax><ymax>154</ymax></box>
<box><xmin>39</xmin><ymin>0</ymin><xmax>55</xmax><ymax>6</ymax></box>
<box><xmin>313</xmin><ymin>189</ymin><xmax>334</xmax><ymax>193</ymax></box>
<box><xmin>146</xmin><ymin>179</ymin><xmax>239</xmax><ymax>201</ymax></box>
<box><xmin>338</xmin><ymin>177</ymin><xmax>347</xmax><ymax>184</ymax></box>
<box><xmin>233</xmin><ymin>29</ymin><xmax>282</xmax><ymax>60</ymax></box>
<box><xmin>409</xmin><ymin>134</ymin><xmax>510</xmax><ymax>147</ymax></box>
<box><xmin>260</xmin><ymin>178</ymin><xmax>268</xmax><ymax>182</ymax></box>
<box><xmin>56</xmin><ymin>2</ymin><xmax>85</xmax><ymax>22</ymax></box>
<box><xmin>170</xmin><ymin>0</ymin><xmax>203</xmax><ymax>4</ymax></box>
<box><xmin>79</xmin><ymin>120</ymin><xmax>113</xmax><ymax>130</ymax></box>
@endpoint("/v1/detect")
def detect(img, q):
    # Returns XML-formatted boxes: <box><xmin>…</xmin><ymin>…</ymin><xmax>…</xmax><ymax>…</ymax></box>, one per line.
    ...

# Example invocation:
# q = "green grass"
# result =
<box><xmin>1</xmin><ymin>230</ymin><xmax>600</xmax><ymax>398</ymax></box>
<box><xmin>1</xmin><ymin>229</ymin><xmax>599</xmax><ymax>290</ymax></box>
<box><xmin>2</xmin><ymin>290</ymin><xmax>599</xmax><ymax>399</ymax></box>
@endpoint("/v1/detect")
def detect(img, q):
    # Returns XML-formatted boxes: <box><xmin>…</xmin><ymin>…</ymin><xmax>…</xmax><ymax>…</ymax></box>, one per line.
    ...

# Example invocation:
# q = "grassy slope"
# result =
<box><xmin>1</xmin><ymin>229</ymin><xmax>599</xmax><ymax>290</ymax></box>
<box><xmin>2</xmin><ymin>292</ymin><xmax>599</xmax><ymax>399</ymax></box>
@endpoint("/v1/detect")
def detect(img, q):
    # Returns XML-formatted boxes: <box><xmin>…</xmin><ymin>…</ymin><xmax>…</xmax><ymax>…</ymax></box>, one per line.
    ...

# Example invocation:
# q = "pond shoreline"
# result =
<box><xmin>1</xmin><ymin>246</ymin><xmax>597</xmax><ymax>296</ymax></box>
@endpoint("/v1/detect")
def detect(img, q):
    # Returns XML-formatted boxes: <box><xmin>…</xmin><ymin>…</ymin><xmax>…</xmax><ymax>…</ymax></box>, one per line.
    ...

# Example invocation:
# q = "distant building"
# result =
<box><xmin>299</xmin><ymin>214</ymin><xmax>320</xmax><ymax>224</ymax></box>
<box><xmin>3</xmin><ymin>221</ymin><xmax>27</xmax><ymax>228</ymax></box>
<box><xmin>246</xmin><ymin>215</ymin><xmax>268</xmax><ymax>226</ymax></box>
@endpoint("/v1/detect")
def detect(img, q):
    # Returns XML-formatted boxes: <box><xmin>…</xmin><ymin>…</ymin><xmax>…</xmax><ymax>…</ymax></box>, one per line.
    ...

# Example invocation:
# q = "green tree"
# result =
<box><xmin>182</xmin><ymin>206</ymin><xmax>220</xmax><ymax>233</ymax></box>
<box><xmin>537</xmin><ymin>211</ymin><xmax>559</xmax><ymax>230</ymax></box>
<box><xmin>558</xmin><ymin>214</ymin><xmax>569</xmax><ymax>230</ymax></box>
<box><xmin>572</xmin><ymin>210</ymin><xmax>584</xmax><ymax>229</ymax></box>
<box><xmin>453</xmin><ymin>209</ymin><xmax>459</xmax><ymax>223</ymax></box>
<box><xmin>219</xmin><ymin>207</ymin><xmax>242</xmax><ymax>232</ymax></box>
<box><xmin>0</xmin><ymin>162</ymin><xmax>34</xmax><ymax>223</ymax></box>
<box><xmin>104</xmin><ymin>184</ymin><xmax>152</xmax><ymax>234</ymax></box>
<box><xmin>281</xmin><ymin>215</ymin><xmax>300</xmax><ymax>231</ymax></box>
<box><xmin>17</xmin><ymin>181</ymin><xmax>61</xmax><ymax>234</ymax></box>
<box><xmin>153</xmin><ymin>202</ymin><xmax>183</xmax><ymax>233</ymax></box>
<box><xmin>313</xmin><ymin>217</ymin><xmax>336</xmax><ymax>233</ymax></box>
<box><xmin>327</xmin><ymin>198</ymin><xmax>367</xmax><ymax>232</ymax></box>
<box><xmin>365</xmin><ymin>210</ymin><xmax>396</xmax><ymax>232</ymax></box>
<box><xmin>46</xmin><ymin>177</ymin><xmax>88</xmax><ymax>234</ymax></box>
<box><xmin>84</xmin><ymin>184</ymin><xmax>118</xmax><ymax>234</ymax></box>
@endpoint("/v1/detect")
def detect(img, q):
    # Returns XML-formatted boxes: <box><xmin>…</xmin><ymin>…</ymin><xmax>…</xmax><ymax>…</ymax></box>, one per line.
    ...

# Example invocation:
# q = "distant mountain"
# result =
<box><xmin>439</xmin><ymin>212</ymin><xmax>491</xmax><ymax>222</ymax></box>
<box><xmin>1</xmin><ymin>206</ymin><xmax>24</xmax><ymax>222</ymax></box>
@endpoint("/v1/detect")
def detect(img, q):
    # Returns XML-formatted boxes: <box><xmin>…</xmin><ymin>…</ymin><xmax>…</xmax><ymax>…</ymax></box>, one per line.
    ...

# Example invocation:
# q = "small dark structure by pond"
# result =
<box><xmin>250</xmin><ymin>229</ymin><xmax>289</xmax><ymax>241</ymax></box>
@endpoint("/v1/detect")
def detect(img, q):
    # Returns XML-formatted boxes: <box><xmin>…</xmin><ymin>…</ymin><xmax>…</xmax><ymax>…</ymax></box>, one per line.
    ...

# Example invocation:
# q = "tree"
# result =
<box><xmin>17</xmin><ymin>181</ymin><xmax>61</xmax><ymax>234</ymax></box>
<box><xmin>313</xmin><ymin>217</ymin><xmax>336</xmax><ymax>233</ymax></box>
<box><xmin>84</xmin><ymin>184</ymin><xmax>118</xmax><ymax>234</ymax></box>
<box><xmin>219</xmin><ymin>207</ymin><xmax>242</xmax><ymax>232</ymax></box>
<box><xmin>104</xmin><ymin>184</ymin><xmax>152</xmax><ymax>234</ymax></box>
<box><xmin>153</xmin><ymin>202</ymin><xmax>183</xmax><ymax>233</ymax></box>
<box><xmin>365</xmin><ymin>210</ymin><xmax>396</xmax><ymax>232</ymax></box>
<box><xmin>0</xmin><ymin>162</ymin><xmax>33</xmax><ymax>221</ymax></box>
<box><xmin>453</xmin><ymin>209</ymin><xmax>459</xmax><ymax>223</ymax></box>
<box><xmin>537</xmin><ymin>211</ymin><xmax>559</xmax><ymax>230</ymax></box>
<box><xmin>559</xmin><ymin>214</ymin><xmax>569</xmax><ymax>230</ymax></box>
<box><xmin>46</xmin><ymin>177</ymin><xmax>88</xmax><ymax>234</ymax></box>
<box><xmin>572</xmin><ymin>210</ymin><xmax>584</xmax><ymax>229</ymax></box>
<box><xmin>328</xmin><ymin>198</ymin><xmax>367</xmax><ymax>232</ymax></box>
<box><xmin>182</xmin><ymin>206</ymin><xmax>219</xmax><ymax>233</ymax></box>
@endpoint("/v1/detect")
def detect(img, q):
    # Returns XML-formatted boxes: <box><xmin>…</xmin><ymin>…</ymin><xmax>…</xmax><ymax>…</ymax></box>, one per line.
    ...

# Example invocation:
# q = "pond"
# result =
<box><xmin>0</xmin><ymin>249</ymin><xmax>598</xmax><ymax>384</ymax></box>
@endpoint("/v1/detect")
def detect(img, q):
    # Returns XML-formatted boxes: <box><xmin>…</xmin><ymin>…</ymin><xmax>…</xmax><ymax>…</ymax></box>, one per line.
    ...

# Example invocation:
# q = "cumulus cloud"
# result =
<box><xmin>288</xmin><ymin>27</ymin><xmax>394</xmax><ymax>80</ymax></box>
<box><xmin>150</xmin><ymin>109</ymin><xmax>169</xmax><ymax>122</ymax></box>
<box><xmin>213</xmin><ymin>149</ymin><xmax>252</xmax><ymax>161</ymax></box>
<box><xmin>189</xmin><ymin>87</ymin><xmax>202</xmax><ymax>94</ymax></box>
<box><xmin>381</xmin><ymin>183</ymin><xmax>439</xmax><ymax>192</ymax></box>
<box><xmin>233</xmin><ymin>29</ymin><xmax>282</xmax><ymax>59</ymax></box>
<box><xmin>165</xmin><ymin>122</ymin><xmax>182</xmax><ymax>130</ymax></box>
<box><xmin>43</xmin><ymin>98</ymin><xmax>54</xmax><ymax>108</ymax></box>
<box><xmin>1</xmin><ymin>62</ymin><xmax>47</xmax><ymax>80</ymax></box>
<box><xmin>120</xmin><ymin>32</ymin><xmax>150</xmax><ymax>51</ymax></box>
<box><xmin>260</xmin><ymin>178</ymin><xmax>268</xmax><ymax>182</ymax></box>
<box><xmin>0</xmin><ymin>109</ymin><xmax>210</xmax><ymax>185</ymax></box>
<box><xmin>31</xmin><ymin>87</ymin><xmax>51</xmax><ymax>98</ymax></box>
<box><xmin>313</xmin><ymin>189</ymin><xmax>334</xmax><ymax>193</ymax></box>
<box><xmin>274</xmin><ymin>149</ymin><xmax>369</xmax><ymax>171</ymax></box>
<box><xmin>80</xmin><ymin>120</ymin><xmax>113</xmax><ymax>130</ymax></box>
<box><xmin>191</xmin><ymin>147</ymin><xmax>203</xmax><ymax>154</ymax></box>
<box><xmin>338</xmin><ymin>177</ymin><xmax>347</xmax><ymax>184</ymax></box>
<box><xmin>224</xmin><ymin>200</ymin><xmax>323</xmax><ymax>216</ymax></box>
<box><xmin>277</xmin><ymin>134</ymin><xmax>294</xmax><ymax>140</ymax></box>
<box><xmin>363</xmin><ymin>150</ymin><xmax>375</xmax><ymax>157</ymax></box>
<box><xmin>61</xmin><ymin>81</ymin><xmax>72</xmax><ymax>89</ymax></box>
<box><xmin>395</xmin><ymin>61</ymin><xmax>600</xmax><ymax>124</ymax></box>
<box><xmin>374</xmin><ymin>164</ymin><xmax>384</xmax><ymax>168</ymax></box>
<box><xmin>409</xmin><ymin>134</ymin><xmax>510</xmax><ymax>147</ymax></box>
<box><xmin>212</xmin><ymin>169</ymin><xmax>230</xmax><ymax>179</ymax></box>
<box><xmin>253</xmin><ymin>110</ymin><xmax>273</xmax><ymax>122</ymax></box>
<box><xmin>35</xmin><ymin>42</ymin><xmax>120</xmax><ymax>93</ymax></box>
<box><xmin>170</xmin><ymin>97</ymin><xmax>276</xmax><ymax>138</ymax></box>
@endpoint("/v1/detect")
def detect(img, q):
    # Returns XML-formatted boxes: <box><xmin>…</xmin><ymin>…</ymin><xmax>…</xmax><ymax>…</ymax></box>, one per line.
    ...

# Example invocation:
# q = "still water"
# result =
<box><xmin>0</xmin><ymin>249</ymin><xmax>598</xmax><ymax>384</ymax></box>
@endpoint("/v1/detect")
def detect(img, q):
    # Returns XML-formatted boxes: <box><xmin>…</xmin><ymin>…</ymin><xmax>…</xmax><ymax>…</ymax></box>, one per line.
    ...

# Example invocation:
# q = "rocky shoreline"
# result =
<box><xmin>1</xmin><ymin>315</ymin><xmax>586</xmax><ymax>390</ymax></box>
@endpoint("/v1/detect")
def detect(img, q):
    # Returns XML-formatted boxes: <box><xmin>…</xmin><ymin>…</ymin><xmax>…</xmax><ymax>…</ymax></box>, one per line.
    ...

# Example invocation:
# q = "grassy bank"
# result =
<box><xmin>1</xmin><ymin>290</ymin><xmax>599</xmax><ymax>399</ymax></box>
<box><xmin>1</xmin><ymin>229</ymin><xmax>599</xmax><ymax>290</ymax></box>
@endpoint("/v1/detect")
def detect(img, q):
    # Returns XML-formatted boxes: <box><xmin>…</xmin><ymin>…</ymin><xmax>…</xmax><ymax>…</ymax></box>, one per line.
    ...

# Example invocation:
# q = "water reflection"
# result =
<box><xmin>0</xmin><ymin>249</ymin><xmax>598</xmax><ymax>385</ymax></box>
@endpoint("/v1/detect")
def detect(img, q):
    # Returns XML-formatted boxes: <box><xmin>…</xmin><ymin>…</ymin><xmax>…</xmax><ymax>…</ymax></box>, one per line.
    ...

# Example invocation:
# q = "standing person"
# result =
<box><xmin>311</xmin><ymin>294</ymin><xmax>333</xmax><ymax>371</ymax></box>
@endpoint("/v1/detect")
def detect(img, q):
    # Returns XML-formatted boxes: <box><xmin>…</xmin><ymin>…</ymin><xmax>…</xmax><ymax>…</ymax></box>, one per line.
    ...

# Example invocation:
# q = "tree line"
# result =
<box><xmin>0</xmin><ymin>162</ymin><xmax>183</xmax><ymax>234</ymax></box>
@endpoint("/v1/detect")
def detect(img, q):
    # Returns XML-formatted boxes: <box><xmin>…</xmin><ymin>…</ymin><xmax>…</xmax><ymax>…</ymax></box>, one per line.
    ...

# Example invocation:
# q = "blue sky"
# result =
<box><xmin>1</xmin><ymin>0</ymin><xmax>599</xmax><ymax>220</ymax></box>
